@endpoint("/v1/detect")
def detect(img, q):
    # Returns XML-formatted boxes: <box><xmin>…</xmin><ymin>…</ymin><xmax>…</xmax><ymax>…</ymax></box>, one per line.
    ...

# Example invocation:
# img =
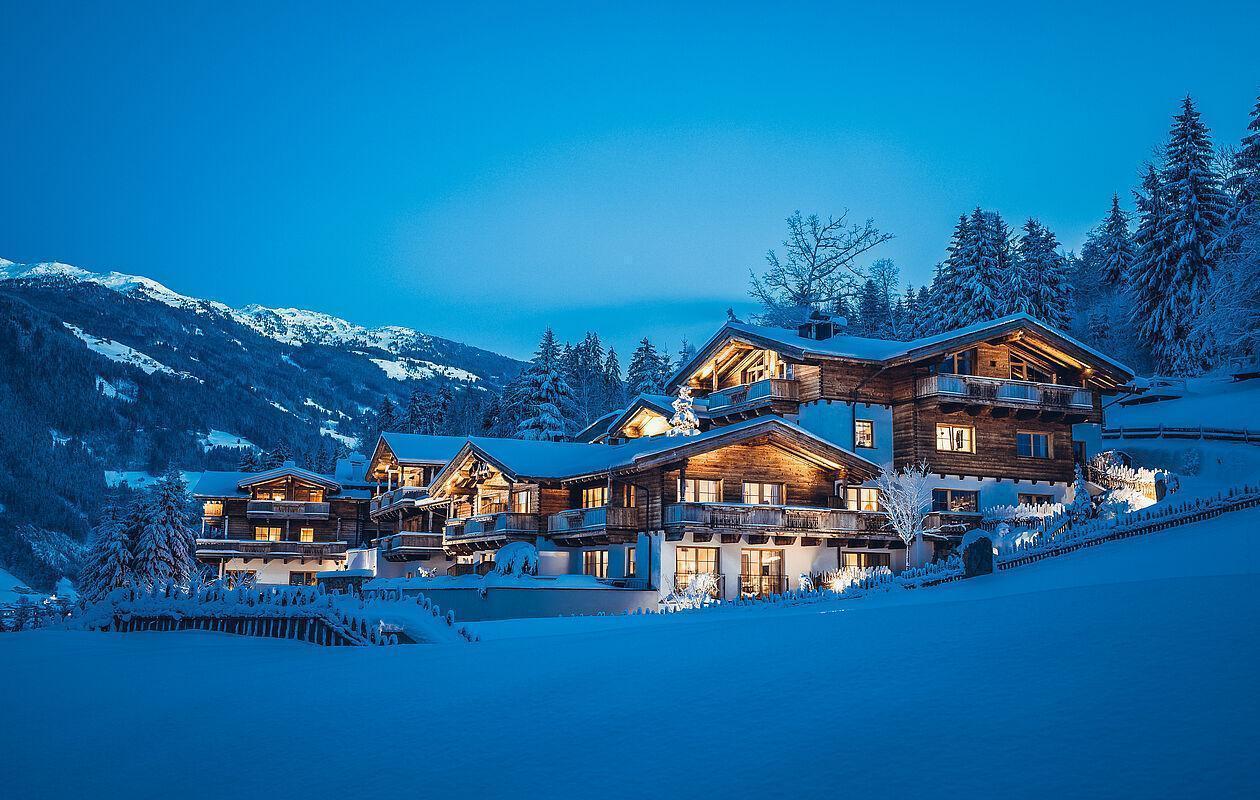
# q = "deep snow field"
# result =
<box><xmin>3</xmin><ymin>507</ymin><xmax>1259</xmax><ymax>799</ymax></box>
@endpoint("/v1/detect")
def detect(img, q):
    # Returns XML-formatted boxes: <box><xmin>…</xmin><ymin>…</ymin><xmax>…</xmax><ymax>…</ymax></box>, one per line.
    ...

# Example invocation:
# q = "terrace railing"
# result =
<box><xmin>245</xmin><ymin>500</ymin><xmax>331</xmax><ymax>519</ymax></box>
<box><xmin>664</xmin><ymin>502</ymin><xmax>860</xmax><ymax>533</ymax></box>
<box><xmin>706</xmin><ymin>378</ymin><xmax>799</xmax><ymax>412</ymax></box>
<box><xmin>548</xmin><ymin>505</ymin><xmax>642</xmax><ymax>534</ymax></box>
<box><xmin>916</xmin><ymin>374</ymin><xmax>1093</xmax><ymax>409</ymax></box>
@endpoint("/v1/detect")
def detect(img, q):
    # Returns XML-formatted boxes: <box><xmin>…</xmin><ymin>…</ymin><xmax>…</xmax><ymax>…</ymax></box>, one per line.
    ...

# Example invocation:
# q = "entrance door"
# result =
<box><xmin>741</xmin><ymin>549</ymin><xmax>785</xmax><ymax>597</ymax></box>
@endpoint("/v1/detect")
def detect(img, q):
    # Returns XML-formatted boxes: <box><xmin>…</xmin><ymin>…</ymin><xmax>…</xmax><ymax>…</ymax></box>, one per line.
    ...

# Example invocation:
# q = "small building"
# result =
<box><xmin>191</xmin><ymin>456</ymin><xmax>388</xmax><ymax>586</ymax></box>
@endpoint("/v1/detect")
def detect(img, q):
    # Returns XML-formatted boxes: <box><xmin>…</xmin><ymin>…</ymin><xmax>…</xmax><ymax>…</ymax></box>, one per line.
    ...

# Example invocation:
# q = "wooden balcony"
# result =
<box><xmin>245</xmin><ymin>500</ymin><xmax>331</xmax><ymax>519</ymax></box>
<box><xmin>664</xmin><ymin>502</ymin><xmax>863</xmax><ymax>538</ymax></box>
<box><xmin>377</xmin><ymin>532</ymin><xmax>445</xmax><ymax>562</ymax></box>
<box><xmin>370</xmin><ymin>485</ymin><xmax>427</xmax><ymax>517</ymax></box>
<box><xmin>916</xmin><ymin>374</ymin><xmax>1094</xmax><ymax>419</ymax></box>
<box><xmin>195</xmin><ymin>539</ymin><xmax>348</xmax><ymax>560</ymax></box>
<box><xmin>705</xmin><ymin>378</ymin><xmax>800</xmax><ymax>418</ymax></box>
<box><xmin>443</xmin><ymin>512</ymin><xmax>540</xmax><ymax>553</ymax></box>
<box><xmin>547</xmin><ymin>506</ymin><xmax>642</xmax><ymax>545</ymax></box>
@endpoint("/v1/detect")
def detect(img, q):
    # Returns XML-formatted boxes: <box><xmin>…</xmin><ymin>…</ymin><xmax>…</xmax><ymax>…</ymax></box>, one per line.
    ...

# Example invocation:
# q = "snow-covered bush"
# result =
<box><xmin>492</xmin><ymin>541</ymin><xmax>539</xmax><ymax>576</ymax></box>
<box><xmin>663</xmin><ymin>572</ymin><xmax>720</xmax><ymax>610</ymax></box>
<box><xmin>961</xmin><ymin>530</ymin><xmax>994</xmax><ymax>577</ymax></box>
<box><xmin>1068</xmin><ymin>464</ymin><xmax>1093</xmax><ymax>522</ymax></box>
<box><xmin>983</xmin><ymin>502</ymin><xmax>1065</xmax><ymax>524</ymax></box>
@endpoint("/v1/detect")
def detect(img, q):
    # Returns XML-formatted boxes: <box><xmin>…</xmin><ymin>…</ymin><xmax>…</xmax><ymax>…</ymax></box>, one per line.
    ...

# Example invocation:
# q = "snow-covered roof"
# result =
<box><xmin>573</xmin><ymin>410</ymin><xmax>621</xmax><ymax>443</ymax></box>
<box><xmin>237</xmin><ymin>465</ymin><xmax>340</xmax><ymax>491</ymax></box>
<box><xmin>377</xmin><ymin>433</ymin><xmax>470</xmax><ymax>464</ymax></box>
<box><xmin>668</xmin><ymin>313</ymin><xmax>1135</xmax><ymax>388</ymax></box>
<box><xmin>429</xmin><ymin>417</ymin><xmax>880</xmax><ymax>489</ymax></box>
<box><xmin>192</xmin><ymin>463</ymin><xmax>372</xmax><ymax>499</ymax></box>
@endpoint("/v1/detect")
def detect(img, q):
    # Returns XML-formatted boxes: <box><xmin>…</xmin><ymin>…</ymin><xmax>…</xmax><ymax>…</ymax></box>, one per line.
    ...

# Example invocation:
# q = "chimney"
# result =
<box><xmin>796</xmin><ymin>310</ymin><xmax>846</xmax><ymax>341</ymax></box>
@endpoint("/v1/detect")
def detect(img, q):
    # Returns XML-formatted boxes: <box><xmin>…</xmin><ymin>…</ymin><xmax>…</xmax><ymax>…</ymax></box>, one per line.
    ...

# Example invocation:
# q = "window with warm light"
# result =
<box><xmin>843</xmin><ymin>551</ymin><xmax>891</xmax><ymax>568</ymax></box>
<box><xmin>581</xmin><ymin>486</ymin><xmax>608</xmax><ymax>508</ymax></box>
<box><xmin>511</xmin><ymin>490</ymin><xmax>530</xmax><ymax>514</ymax></box>
<box><xmin>676</xmin><ymin>546</ymin><xmax>718</xmax><ymax>576</ymax></box>
<box><xmin>299</xmin><ymin>527</ymin><xmax>314</xmax><ymax>543</ymax></box>
<box><xmin>845</xmin><ymin>487</ymin><xmax>881</xmax><ymax>511</ymax></box>
<box><xmin>254</xmin><ymin>526</ymin><xmax>281</xmax><ymax>541</ymax></box>
<box><xmin>622</xmin><ymin>484</ymin><xmax>637</xmax><ymax>508</ymax></box>
<box><xmin>742</xmin><ymin>482</ymin><xmax>784</xmax><ymax>505</ymax></box>
<box><xmin>932</xmin><ymin>489</ymin><xmax>979</xmax><ymax>513</ymax></box>
<box><xmin>626</xmin><ymin>547</ymin><xmax>636</xmax><ymax>577</ymax></box>
<box><xmin>202</xmin><ymin>501</ymin><xmax>224</xmax><ymax>517</ymax></box>
<box><xmin>854</xmin><ymin>419</ymin><xmax>875</xmax><ymax>449</ymax></box>
<box><xmin>936</xmin><ymin>424</ymin><xmax>975</xmax><ymax>453</ymax></box>
<box><xmin>583</xmin><ymin>550</ymin><xmax>608</xmax><ymax>578</ymax></box>
<box><xmin>680</xmin><ymin>478</ymin><xmax>721</xmax><ymax>503</ymax></box>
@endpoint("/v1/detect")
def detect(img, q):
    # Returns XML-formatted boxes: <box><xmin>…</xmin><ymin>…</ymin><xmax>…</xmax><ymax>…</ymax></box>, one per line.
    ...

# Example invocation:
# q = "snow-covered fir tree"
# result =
<box><xmin>627</xmin><ymin>338</ymin><xmax>669</xmax><ymax>396</ymax></box>
<box><xmin>1011</xmin><ymin>218</ymin><xmax>1071</xmax><ymax>327</ymax></box>
<box><xmin>78</xmin><ymin>503</ymin><xmax>134</xmax><ymax>602</ymax></box>
<box><xmin>602</xmin><ymin>348</ymin><xmax>626</xmax><ymax>410</ymax></box>
<box><xmin>1090</xmin><ymin>194</ymin><xmax>1136</xmax><ymax>286</ymax></box>
<box><xmin>667</xmin><ymin>385</ymin><xmax>701</xmax><ymax>436</ymax></box>
<box><xmin>133</xmin><ymin>468</ymin><xmax>198</xmax><ymax>588</ymax></box>
<box><xmin>516</xmin><ymin>328</ymin><xmax>580</xmax><ymax>441</ymax></box>
<box><xmin>1068</xmin><ymin>464</ymin><xmax>1092</xmax><ymax>522</ymax></box>
<box><xmin>1131</xmin><ymin>97</ymin><xmax>1227</xmax><ymax>375</ymax></box>
<box><xmin>237</xmin><ymin>450</ymin><xmax>260</xmax><ymax>472</ymax></box>
<box><xmin>677</xmin><ymin>338</ymin><xmax>697</xmax><ymax>367</ymax></box>
<box><xmin>373</xmin><ymin>397</ymin><xmax>400</xmax><ymax>439</ymax></box>
<box><xmin>404</xmin><ymin>387</ymin><xmax>428</xmax><ymax>434</ymax></box>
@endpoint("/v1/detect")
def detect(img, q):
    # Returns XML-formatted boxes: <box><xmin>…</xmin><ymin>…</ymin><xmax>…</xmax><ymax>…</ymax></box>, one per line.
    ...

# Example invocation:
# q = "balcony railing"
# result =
<box><xmin>370</xmin><ymin>485</ymin><xmax>427</xmax><ymax>514</ymax></box>
<box><xmin>195</xmin><ymin>539</ymin><xmax>348</xmax><ymax>558</ymax></box>
<box><xmin>916</xmin><ymin>374</ymin><xmax>1093</xmax><ymax>409</ymax></box>
<box><xmin>445</xmin><ymin>512</ymin><xmax>540</xmax><ymax>539</ymax></box>
<box><xmin>245</xmin><ymin>500</ymin><xmax>331</xmax><ymax>519</ymax></box>
<box><xmin>376</xmin><ymin>533</ymin><xmax>444</xmax><ymax>559</ymax></box>
<box><xmin>706</xmin><ymin>378</ymin><xmax>799</xmax><ymax>412</ymax></box>
<box><xmin>739</xmin><ymin>573</ymin><xmax>789</xmax><ymax>598</ymax></box>
<box><xmin>664</xmin><ymin>502</ymin><xmax>860</xmax><ymax>533</ymax></box>
<box><xmin>548</xmin><ymin>506</ymin><xmax>642</xmax><ymax>534</ymax></box>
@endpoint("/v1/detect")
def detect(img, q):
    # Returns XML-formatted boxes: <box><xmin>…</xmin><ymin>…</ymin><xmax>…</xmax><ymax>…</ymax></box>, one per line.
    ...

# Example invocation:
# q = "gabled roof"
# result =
<box><xmin>573</xmin><ymin>410</ymin><xmax>621</xmax><ymax>443</ymax></box>
<box><xmin>428</xmin><ymin>417</ymin><xmax>880</xmax><ymax>491</ymax></box>
<box><xmin>193</xmin><ymin>464</ymin><xmax>359</xmax><ymax>499</ymax></box>
<box><xmin>668</xmin><ymin>313</ymin><xmax>1135</xmax><ymax>389</ymax></box>
<box><xmin>597</xmin><ymin>392</ymin><xmax>712</xmax><ymax>442</ymax></box>
<box><xmin>376</xmin><ymin>433</ymin><xmax>469</xmax><ymax>464</ymax></box>
<box><xmin>237</xmin><ymin>465</ymin><xmax>341</xmax><ymax>491</ymax></box>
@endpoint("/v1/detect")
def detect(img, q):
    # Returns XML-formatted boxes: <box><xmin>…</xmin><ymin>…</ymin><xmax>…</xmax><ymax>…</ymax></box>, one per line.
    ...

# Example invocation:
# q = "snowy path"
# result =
<box><xmin>3</xmin><ymin>510</ymin><xmax>1259</xmax><ymax>798</ymax></box>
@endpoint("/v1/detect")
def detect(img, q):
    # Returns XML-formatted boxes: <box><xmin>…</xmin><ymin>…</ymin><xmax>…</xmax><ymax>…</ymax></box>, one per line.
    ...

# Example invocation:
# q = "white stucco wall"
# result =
<box><xmin>796</xmin><ymin>399</ymin><xmax>892</xmax><ymax>466</ymax></box>
<box><xmin>215</xmin><ymin>557</ymin><xmax>344</xmax><ymax>586</ymax></box>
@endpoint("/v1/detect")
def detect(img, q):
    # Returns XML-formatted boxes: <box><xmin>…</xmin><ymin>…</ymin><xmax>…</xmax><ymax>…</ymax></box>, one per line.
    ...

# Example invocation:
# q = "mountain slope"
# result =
<box><xmin>0</xmin><ymin>256</ymin><xmax>525</xmax><ymax>474</ymax></box>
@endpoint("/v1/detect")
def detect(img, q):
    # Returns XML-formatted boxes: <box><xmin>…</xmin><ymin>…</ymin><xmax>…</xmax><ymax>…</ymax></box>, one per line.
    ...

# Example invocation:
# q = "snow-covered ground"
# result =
<box><xmin>103</xmin><ymin>470</ymin><xmax>203</xmax><ymax>489</ymax></box>
<box><xmin>198</xmin><ymin>430</ymin><xmax>256</xmax><ymax>451</ymax></box>
<box><xmin>3</xmin><ymin>508</ymin><xmax>1258</xmax><ymax>798</ymax></box>
<box><xmin>1109</xmin><ymin>374</ymin><xmax>1260</xmax><ymax>429</ymax></box>
<box><xmin>369</xmin><ymin>355</ymin><xmax>480</xmax><ymax>383</ymax></box>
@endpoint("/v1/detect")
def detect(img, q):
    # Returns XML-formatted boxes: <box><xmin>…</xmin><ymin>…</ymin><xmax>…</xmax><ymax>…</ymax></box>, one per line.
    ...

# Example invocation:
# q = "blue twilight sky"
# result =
<box><xmin>2</xmin><ymin>2</ymin><xmax>1257</xmax><ymax>361</ymax></box>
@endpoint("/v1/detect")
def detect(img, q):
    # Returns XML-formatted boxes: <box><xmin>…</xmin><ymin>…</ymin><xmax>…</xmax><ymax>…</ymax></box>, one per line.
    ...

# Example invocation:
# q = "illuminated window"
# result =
<box><xmin>676</xmin><ymin>546</ymin><xmax>718</xmax><ymax>576</ymax></box>
<box><xmin>740</xmin><ymin>549</ymin><xmax>785</xmax><ymax>597</ymax></box>
<box><xmin>622</xmin><ymin>484</ymin><xmax>637</xmax><ymax>508</ymax></box>
<box><xmin>254</xmin><ymin>526</ymin><xmax>281</xmax><ymax>541</ymax></box>
<box><xmin>1016</xmin><ymin>432</ymin><xmax>1051</xmax><ymax>459</ymax></box>
<box><xmin>583</xmin><ymin>550</ymin><xmax>608</xmax><ymax>578</ymax></box>
<box><xmin>581</xmin><ymin>486</ymin><xmax>608</xmax><ymax>508</ymax></box>
<box><xmin>299</xmin><ymin>527</ymin><xmax>315</xmax><ymax>543</ymax></box>
<box><xmin>256</xmin><ymin>489</ymin><xmax>286</xmax><ymax>501</ymax></box>
<box><xmin>936</xmin><ymin>424</ymin><xmax>975</xmax><ymax>453</ymax></box>
<box><xmin>1019</xmin><ymin>493</ymin><xmax>1054</xmax><ymax>506</ymax></box>
<box><xmin>202</xmin><ymin>501</ymin><xmax>224</xmax><ymax>517</ymax></box>
<box><xmin>843</xmin><ymin>551</ymin><xmax>892</xmax><ymax>568</ymax></box>
<box><xmin>932</xmin><ymin>489</ymin><xmax>979</xmax><ymax>513</ymax></box>
<box><xmin>680</xmin><ymin>478</ymin><xmax>722</xmax><ymax>503</ymax></box>
<box><xmin>742</xmin><ymin>482</ymin><xmax>784</xmax><ymax>505</ymax></box>
<box><xmin>854</xmin><ymin>419</ymin><xmax>875</xmax><ymax>449</ymax></box>
<box><xmin>626</xmin><ymin>546</ymin><xmax>636</xmax><ymax>578</ymax></box>
<box><xmin>288</xmin><ymin>571</ymin><xmax>316</xmax><ymax>586</ymax></box>
<box><xmin>511</xmin><ymin>490</ymin><xmax>530</xmax><ymax>514</ymax></box>
<box><xmin>845</xmin><ymin>487</ymin><xmax>881</xmax><ymax>511</ymax></box>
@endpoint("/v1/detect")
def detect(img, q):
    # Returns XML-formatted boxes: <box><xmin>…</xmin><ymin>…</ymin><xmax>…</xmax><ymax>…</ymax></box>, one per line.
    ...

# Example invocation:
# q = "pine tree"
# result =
<box><xmin>1011</xmin><ymin>219</ymin><xmax>1071</xmax><ymax>327</ymax></box>
<box><xmin>237</xmin><ymin>450</ymin><xmax>260</xmax><ymax>472</ymax></box>
<box><xmin>603</xmin><ymin>348</ymin><xmax>625</xmax><ymax>410</ymax></box>
<box><xmin>516</xmin><ymin>328</ymin><xmax>580</xmax><ymax>441</ymax></box>
<box><xmin>133</xmin><ymin>469</ymin><xmax>197</xmax><ymax>589</ymax></box>
<box><xmin>667</xmin><ymin>386</ymin><xmax>701</xmax><ymax>436</ymax></box>
<box><xmin>929</xmin><ymin>216</ymin><xmax>972</xmax><ymax>333</ymax></box>
<box><xmin>1068</xmin><ymin>463</ymin><xmax>1092</xmax><ymax>523</ymax></box>
<box><xmin>627</xmin><ymin>338</ymin><xmax>666</xmax><ymax>396</ymax></box>
<box><xmin>374</xmin><ymin>397</ymin><xmax>399</xmax><ymax>440</ymax></box>
<box><xmin>262</xmin><ymin>442</ymin><xmax>293</xmax><ymax>469</ymax></box>
<box><xmin>1096</xmin><ymin>194</ymin><xmax>1136</xmax><ymax>286</ymax></box>
<box><xmin>677</xmin><ymin>338</ymin><xmax>697</xmax><ymax>367</ymax></box>
<box><xmin>1132</xmin><ymin>97</ymin><xmax>1227</xmax><ymax>375</ymax></box>
<box><xmin>404</xmin><ymin>388</ymin><xmax>428</xmax><ymax>434</ymax></box>
<box><xmin>78</xmin><ymin>503</ymin><xmax>134</xmax><ymax>602</ymax></box>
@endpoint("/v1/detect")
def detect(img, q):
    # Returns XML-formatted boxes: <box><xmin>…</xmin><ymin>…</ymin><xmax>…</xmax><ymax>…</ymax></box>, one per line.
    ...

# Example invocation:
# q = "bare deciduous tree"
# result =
<box><xmin>749</xmin><ymin>210</ymin><xmax>893</xmax><ymax>326</ymax></box>
<box><xmin>874</xmin><ymin>460</ymin><xmax>934</xmax><ymax>568</ymax></box>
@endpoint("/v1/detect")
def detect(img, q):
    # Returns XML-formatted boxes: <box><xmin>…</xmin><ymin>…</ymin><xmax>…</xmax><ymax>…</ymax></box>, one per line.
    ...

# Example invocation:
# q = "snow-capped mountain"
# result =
<box><xmin>0</xmin><ymin>258</ymin><xmax>525</xmax><ymax>474</ymax></box>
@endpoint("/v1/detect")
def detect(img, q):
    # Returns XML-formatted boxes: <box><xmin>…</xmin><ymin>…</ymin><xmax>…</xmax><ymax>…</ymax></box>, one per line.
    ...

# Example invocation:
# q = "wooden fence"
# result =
<box><xmin>1102</xmin><ymin>425</ymin><xmax>1260</xmax><ymax>444</ymax></box>
<box><xmin>108</xmin><ymin>611</ymin><xmax>397</xmax><ymax>646</ymax></box>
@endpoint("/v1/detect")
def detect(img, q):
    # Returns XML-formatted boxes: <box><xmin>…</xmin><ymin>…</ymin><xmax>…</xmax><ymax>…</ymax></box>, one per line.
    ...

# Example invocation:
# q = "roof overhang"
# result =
<box><xmin>236</xmin><ymin>467</ymin><xmax>341</xmax><ymax>492</ymax></box>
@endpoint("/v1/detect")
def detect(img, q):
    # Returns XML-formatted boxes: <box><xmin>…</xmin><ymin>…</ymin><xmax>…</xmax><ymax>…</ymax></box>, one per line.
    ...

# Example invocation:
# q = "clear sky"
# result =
<box><xmin>2</xmin><ymin>1</ymin><xmax>1257</xmax><ymax>360</ymax></box>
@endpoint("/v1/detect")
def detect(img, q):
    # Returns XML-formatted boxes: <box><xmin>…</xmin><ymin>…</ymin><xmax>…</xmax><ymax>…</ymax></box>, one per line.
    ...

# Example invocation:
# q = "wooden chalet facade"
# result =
<box><xmin>356</xmin><ymin>313</ymin><xmax>1132</xmax><ymax>606</ymax></box>
<box><xmin>191</xmin><ymin>458</ymin><xmax>389</xmax><ymax>586</ymax></box>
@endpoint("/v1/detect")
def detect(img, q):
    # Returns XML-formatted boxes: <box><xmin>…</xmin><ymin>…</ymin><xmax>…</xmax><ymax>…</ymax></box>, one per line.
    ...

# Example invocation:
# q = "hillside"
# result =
<box><xmin>3</xmin><ymin>508</ymin><xmax>1256</xmax><ymax>798</ymax></box>
<box><xmin>0</xmin><ymin>258</ymin><xmax>526</xmax><ymax>579</ymax></box>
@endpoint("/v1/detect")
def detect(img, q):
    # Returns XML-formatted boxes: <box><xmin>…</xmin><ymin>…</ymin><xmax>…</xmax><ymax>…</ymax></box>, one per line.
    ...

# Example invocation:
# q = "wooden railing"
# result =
<box><xmin>1101</xmin><ymin>425</ymin><xmax>1260</xmax><ymax>444</ymax></box>
<box><xmin>707</xmin><ymin>378</ymin><xmax>800</xmax><ymax>411</ymax></box>
<box><xmin>370</xmin><ymin>486</ymin><xmax>427</xmax><ymax>514</ymax></box>
<box><xmin>377</xmin><ymin>533</ymin><xmax>444</xmax><ymax>554</ymax></box>
<box><xmin>195</xmin><ymin>539</ymin><xmax>348</xmax><ymax>558</ymax></box>
<box><xmin>548</xmin><ymin>506</ymin><xmax>642</xmax><ymax>533</ymax></box>
<box><xmin>246</xmin><ymin>500</ymin><xmax>331</xmax><ymax>518</ymax></box>
<box><xmin>445</xmin><ymin>512</ymin><xmax>540</xmax><ymax>539</ymax></box>
<box><xmin>664</xmin><ymin>503</ymin><xmax>860</xmax><ymax>533</ymax></box>
<box><xmin>916</xmin><ymin>374</ymin><xmax>1093</xmax><ymax>409</ymax></box>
